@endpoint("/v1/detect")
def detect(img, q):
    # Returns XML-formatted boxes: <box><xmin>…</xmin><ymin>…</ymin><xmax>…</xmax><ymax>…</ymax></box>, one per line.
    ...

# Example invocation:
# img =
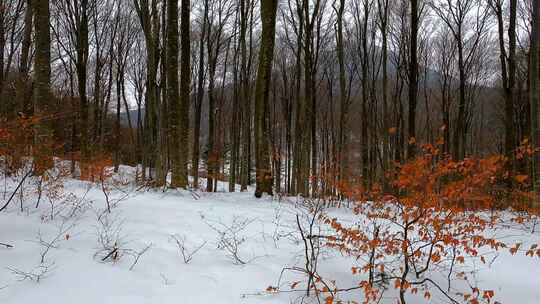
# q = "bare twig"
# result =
<box><xmin>32</xmin><ymin>220</ymin><xmax>76</xmax><ymax>264</ymax></box>
<box><xmin>170</xmin><ymin>234</ymin><xmax>207</xmax><ymax>264</ymax></box>
<box><xmin>0</xmin><ymin>168</ymin><xmax>33</xmax><ymax>212</ymax></box>
<box><xmin>6</xmin><ymin>262</ymin><xmax>55</xmax><ymax>283</ymax></box>
<box><xmin>205</xmin><ymin>216</ymin><xmax>256</xmax><ymax>265</ymax></box>
<box><xmin>129</xmin><ymin>243</ymin><xmax>153</xmax><ymax>271</ymax></box>
<box><xmin>101</xmin><ymin>247</ymin><xmax>118</xmax><ymax>262</ymax></box>
<box><xmin>0</xmin><ymin>242</ymin><xmax>13</xmax><ymax>248</ymax></box>
<box><xmin>101</xmin><ymin>175</ymin><xmax>112</xmax><ymax>213</ymax></box>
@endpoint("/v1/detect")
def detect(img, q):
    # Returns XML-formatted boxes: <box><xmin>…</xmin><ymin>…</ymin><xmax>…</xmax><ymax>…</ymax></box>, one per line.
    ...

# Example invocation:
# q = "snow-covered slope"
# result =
<box><xmin>0</xmin><ymin>170</ymin><xmax>539</xmax><ymax>304</ymax></box>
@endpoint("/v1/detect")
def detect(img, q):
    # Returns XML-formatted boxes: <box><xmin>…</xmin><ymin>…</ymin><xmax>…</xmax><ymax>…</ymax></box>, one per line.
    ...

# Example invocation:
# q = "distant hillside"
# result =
<box><xmin>119</xmin><ymin>108</ymin><xmax>144</xmax><ymax>127</ymax></box>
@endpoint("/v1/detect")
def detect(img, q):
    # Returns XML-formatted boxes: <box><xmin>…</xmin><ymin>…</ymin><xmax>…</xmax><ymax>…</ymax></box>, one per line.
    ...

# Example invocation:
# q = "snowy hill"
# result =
<box><xmin>0</xmin><ymin>166</ymin><xmax>539</xmax><ymax>304</ymax></box>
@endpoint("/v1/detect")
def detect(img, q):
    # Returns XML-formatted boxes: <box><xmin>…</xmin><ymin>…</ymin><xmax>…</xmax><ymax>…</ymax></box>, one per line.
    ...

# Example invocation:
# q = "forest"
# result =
<box><xmin>1</xmin><ymin>0</ymin><xmax>540</xmax><ymax>304</ymax></box>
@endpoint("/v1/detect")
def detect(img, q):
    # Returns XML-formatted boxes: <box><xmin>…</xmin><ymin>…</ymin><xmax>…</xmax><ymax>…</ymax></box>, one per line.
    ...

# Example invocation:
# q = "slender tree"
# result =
<box><xmin>254</xmin><ymin>0</ymin><xmax>278</xmax><ymax>197</ymax></box>
<box><xmin>34</xmin><ymin>0</ymin><xmax>52</xmax><ymax>172</ymax></box>
<box><xmin>178</xmin><ymin>0</ymin><xmax>191</xmax><ymax>188</ymax></box>
<box><xmin>489</xmin><ymin>0</ymin><xmax>518</xmax><ymax>169</ymax></box>
<box><xmin>334</xmin><ymin>0</ymin><xmax>349</xmax><ymax>188</ymax></box>
<box><xmin>192</xmin><ymin>4</ymin><xmax>208</xmax><ymax>189</ymax></box>
<box><xmin>133</xmin><ymin>0</ymin><xmax>161</xmax><ymax>182</ymax></box>
<box><xmin>168</xmin><ymin>0</ymin><xmax>184</xmax><ymax>188</ymax></box>
<box><xmin>407</xmin><ymin>0</ymin><xmax>419</xmax><ymax>159</ymax></box>
<box><xmin>34</xmin><ymin>0</ymin><xmax>50</xmax><ymax>111</ymax></box>
<box><xmin>531</xmin><ymin>0</ymin><xmax>540</xmax><ymax>193</ymax></box>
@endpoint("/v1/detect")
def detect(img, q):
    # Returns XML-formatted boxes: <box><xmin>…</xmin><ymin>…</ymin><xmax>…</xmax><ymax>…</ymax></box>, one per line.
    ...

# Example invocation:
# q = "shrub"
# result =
<box><xmin>322</xmin><ymin>145</ymin><xmax>539</xmax><ymax>304</ymax></box>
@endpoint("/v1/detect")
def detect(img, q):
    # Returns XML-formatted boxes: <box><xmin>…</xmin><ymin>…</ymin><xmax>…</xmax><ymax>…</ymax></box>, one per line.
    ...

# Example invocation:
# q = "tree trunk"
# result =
<box><xmin>335</xmin><ymin>0</ymin><xmax>348</xmax><ymax>188</ymax></box>
<box><xmin>530</xmin><ymin>0</ymin><xmax>540</xmax><ymax>194</ymax></box>
<box><xmin>34</xmin><ymin>0</ymin><xmax>51</xmax><ymax>104</ymax></box>
<box><xmin>192</xmin><ymin>6</ymin><xmax>207</xmax><ymax>189</ymax></box>
<box><xmin>453</xmin><ymin>39</ymin><xmax>466</xmax><ymax>161</ymax></box>
<box><xmin>239</xmin><ymin>0</ymin><xmax>251</xmax><ymax>191</ymax></box>
<box><xmin>178</xmin><ymin>0</ymin><xmax>191</xmax><ymax>187</ymax></box>
<box><xmin>206</xmin><ymin>45</ymin><xmax>217</xmax><ymax>192</ymax></box>
<box><xmin>407</xmin><ymin>0</ymin><xmax>419</xmax><ymax>159</ymax></box>
<box><xmin>34</xmin><ymin>0</ymin><xmax>52</xmax><ymax>173</ymax></box>
<box><xmin>506</xmin><ymin>0</ymin><xmax>517</xmax><ymax>169</ymax></box>
<box><xmin>77</xmin><ymin>0</ymin><xmax>90</xmax><ymax>160</ymax></box>
<box><xmin>17</xmin><ymin>0</ymin><xmax>32</xmax><ymax>116</ymax></box>
<box><xmin>379</xmin><ymin>0</ymin><xmax>389</xmax><ymax>189</ymax></box>
<box><xmin>0</xmin><ymin>0</ymin><xmax>5</xmax><ymax>96</ymax></box>
<box><xmin>254</xmin><ymin>0</ymin><xmax>278</xmax><ymax>198</ymax></box>
<box><xmin>168</xmin><ymin>0</ymin><xmax>182</xmax><ymax>188</ymax></box>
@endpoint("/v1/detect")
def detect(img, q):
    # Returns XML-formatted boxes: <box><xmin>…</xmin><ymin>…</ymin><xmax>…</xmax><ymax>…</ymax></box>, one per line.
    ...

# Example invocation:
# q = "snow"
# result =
<box><xmin>0</xmin><ymin>166</ymin><xmax>539</xmax><ymax>304</ymax></box>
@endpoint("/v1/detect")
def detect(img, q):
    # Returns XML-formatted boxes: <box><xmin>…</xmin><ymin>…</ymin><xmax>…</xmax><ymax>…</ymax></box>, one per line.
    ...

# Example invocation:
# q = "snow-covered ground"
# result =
<box><xmin>0</xmin><ymin>166</ymin><xmax>539</xmax><ymax>304</ymax></box>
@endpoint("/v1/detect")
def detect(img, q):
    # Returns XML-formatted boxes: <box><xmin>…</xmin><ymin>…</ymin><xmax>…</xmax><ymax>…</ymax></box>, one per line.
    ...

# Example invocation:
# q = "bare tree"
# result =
<box><xmin>254</xmin><ymin>0</ymin><xmax>279</xmax><ymax>197</ymax></box>
<box><xmin>530</xmin><ymin>0</ymin><xmax>540</xmax><ymax>193</ymax></box>
<box><xmin>133</xmin><ymin>0</ymin><xmax>161</xmax><ymax>183</ymax></box>
<box><xmin>431</xmin><ymin>0</ymin><xmax>490</xmax><ymax>160</ymax></box>
<box><xmin>192</xmin><ymin>5</ymin><xmax>208</xmax><ymax>189</ymax></box>
<box><xmin>179</xmin><ymin>0</ymin><xmax>191</xmax><ymax>188</ymax></box>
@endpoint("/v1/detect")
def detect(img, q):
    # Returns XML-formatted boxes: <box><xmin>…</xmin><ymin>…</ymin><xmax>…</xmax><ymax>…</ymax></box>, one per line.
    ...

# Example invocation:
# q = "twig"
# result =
<box><xmin>129</xmin><ymin>243</ymin><xmax>153</xmax><ymax>271</ymax></box>
<box><xmin>0</xmin><ymin>242</ymin><xmax>13</xmax><ymax>248</ymax></box>
<box><xmin>101</xmin><ymin>247</ymin><xmax>118</xmax><ymax>262</ymax></box>
<box><xmin>205</xmin><ymin>216</ymin><xmax>255</xmax><ymax>265</ymax></box>
<box><xmin>0</xmin><ymin>169</ymin><xmax>33</xmax><ymax>212</ymax></box>
<box><xmin>190</xmin><ymin>190</ymin><xmax>201</xmax><ymax>200</ymax></box>
<box><xmin>170</xmin><ymin>234</ymin><xmax>207</xmax><ymax>264</ymax></box>
<box><xmin>34</xmin><ymin>220</ymin><xmax>76</xmax><ymax>264</ymax></box>
<box><xmin>6</xmin><ymin>262</ymin><xmax>55</xmax><ymax>283</ymax></box>
<box><xmin>160</xmin><ymin>273</ymin><xmax>170</xmax><ymax>285</ymax></box>
<box><xmin>101</xmin><ymin>175</ymin><xmax>111</xmax><ymax>214</ymax></box>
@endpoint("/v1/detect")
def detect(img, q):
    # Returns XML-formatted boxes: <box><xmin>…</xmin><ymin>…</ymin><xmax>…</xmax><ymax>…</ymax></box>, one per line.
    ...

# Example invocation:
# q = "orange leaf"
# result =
<box><xmin>510</xmin><ymin>243</ymin><xmax>521</xmax><ymax>255</ymax></box>
<box><xmin>514</xmin><ymin>175</ymin><xmax>528</xmax><ymax>184</ymax></box>
<box><xmin>266</xmin><ymin>286</ymin><xmax>277</xmax><ymax>292</ymax></box>
<box><xmin>483</xmin><ymin>290</ymin><xmax>494</xmax><ymax>299</ymax></box>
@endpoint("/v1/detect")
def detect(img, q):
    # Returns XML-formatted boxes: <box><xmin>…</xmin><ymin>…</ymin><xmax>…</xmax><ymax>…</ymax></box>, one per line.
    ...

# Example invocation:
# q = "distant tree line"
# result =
<box><xmin>1</xmin><ymin>0</ymin><xmax>540</xmax><ymax>197</ymax></box>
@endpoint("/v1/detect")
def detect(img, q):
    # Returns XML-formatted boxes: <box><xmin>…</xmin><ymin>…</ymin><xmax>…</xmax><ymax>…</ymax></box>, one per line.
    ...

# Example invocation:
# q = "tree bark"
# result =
<box><xmin>75</xmin><ymin>0</ymin><xmax>90</xmax><ymax>160</ymax></box>
<box><xmin>178</xmin><ymin>0</ymin><xmax>191</xmax><ymax>187</ymax></box>
<box><xmin>168</xmin><ymin>0</ymin><xmax>182</xmax><ymax>187</ymax></box>
<box><xmin>530</xmin><ymin>0</ymin><xmax>540</xmax><ymax>194</ymax></box>
<box><xmin>192</xmin><ymin>3</ymin><xmax>207</xmax><ymax>189</ymax></box>
<box><xmin>34</xmin><ymin>0</ymin><xmax>52</xmax><ymax>173</ymax></box>
<box><xmin>407</xmin><ymin>0</ymin><xmax>419</xmax><ymax>159</ymax></box>
<box><xmin>506</xmin><ymin>0</ymin><xmax>517</xmax><ymax>168</ymax></box>
<box><xmin>254</xmin><ymin>0</ymin><xmax>278</xmax><ymax>197</ymax></box>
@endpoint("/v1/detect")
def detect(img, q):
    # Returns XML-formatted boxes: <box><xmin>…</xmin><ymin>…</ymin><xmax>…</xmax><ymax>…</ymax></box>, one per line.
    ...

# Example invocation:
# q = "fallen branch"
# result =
<box><xmin>0</xmin><ymin>242</ymin><xmax>13</xmax><ymax>248</ymax></box>
<box><xmin>101</xmin><ymin>247</ymin><xmax>118</xmax><ymax>262</ymax></box>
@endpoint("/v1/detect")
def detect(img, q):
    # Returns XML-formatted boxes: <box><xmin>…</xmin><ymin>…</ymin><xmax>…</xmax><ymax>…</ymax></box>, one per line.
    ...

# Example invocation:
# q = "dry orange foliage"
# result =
<box><xmin>323</xmin><ymin>144</ymin><xmax>539</xmax><ymax>304</ymax></box>
<box><xmin>79</xmin><ymin>153</ymin><xmax>113</xmax><ymax>182</ymax></box>
<box><xmin>0</xmin><ymin>115</ymin><xmax>56</xmax><ymax>174</ymax></box>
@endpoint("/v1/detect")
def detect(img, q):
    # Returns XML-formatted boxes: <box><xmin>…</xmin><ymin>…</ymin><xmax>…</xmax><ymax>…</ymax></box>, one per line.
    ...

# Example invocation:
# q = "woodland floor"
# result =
<box><xmin>0</xmin><ymin>165</ymin><xmax>539</xmax><ymax>304</ymax></box>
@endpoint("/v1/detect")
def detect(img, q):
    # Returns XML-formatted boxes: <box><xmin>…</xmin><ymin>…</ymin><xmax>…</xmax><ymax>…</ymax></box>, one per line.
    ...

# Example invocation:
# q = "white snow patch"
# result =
<box><xmin>0</xmin><ymin>168</ymin><xmax>539</xmax><ymax>304</ymax></box>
